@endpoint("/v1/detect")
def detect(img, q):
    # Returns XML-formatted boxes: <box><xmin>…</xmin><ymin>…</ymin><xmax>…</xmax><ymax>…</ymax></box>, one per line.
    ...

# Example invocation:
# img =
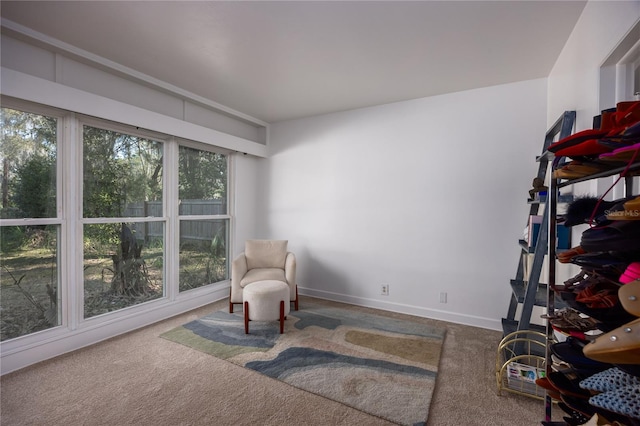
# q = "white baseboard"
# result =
<box><xmin>299</xmin><ymin>287</ymin><xmax>503</xmax><ymax>331</ymax></box>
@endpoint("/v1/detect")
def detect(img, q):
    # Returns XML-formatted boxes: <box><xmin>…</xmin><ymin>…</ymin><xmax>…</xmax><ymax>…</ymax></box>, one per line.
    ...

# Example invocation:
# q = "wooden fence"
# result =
<box><xmin>124</xmin><ymin>200</ymin><xmax>227</xmax><ymax>245</ymax></box>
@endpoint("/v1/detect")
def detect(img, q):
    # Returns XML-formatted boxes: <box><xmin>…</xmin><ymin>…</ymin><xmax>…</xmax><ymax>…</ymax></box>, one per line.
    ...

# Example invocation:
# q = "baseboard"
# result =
<box><xmin>299</xmin><ymin>287</ymin><xmax>502</xmax><ymax>331</ymax></box>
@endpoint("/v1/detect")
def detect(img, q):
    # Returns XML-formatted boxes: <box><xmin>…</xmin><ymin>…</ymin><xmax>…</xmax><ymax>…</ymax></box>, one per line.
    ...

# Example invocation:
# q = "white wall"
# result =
<box><xmin>548</xmin><ymin>1</ymin><xmax>640</xmax><ymax>130</ymax></box>
<box><xmin>547</xmin><ymin>2</ymin><xmax>640</xmax><ymax>253</ymax></box>
<box><xmin>266</xmin><ymin>78</ymin><xmax>549</xmax><ymax>330</ymax></box>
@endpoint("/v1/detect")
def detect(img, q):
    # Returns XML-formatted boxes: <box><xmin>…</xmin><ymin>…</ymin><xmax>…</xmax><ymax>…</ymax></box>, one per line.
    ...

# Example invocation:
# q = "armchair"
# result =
<box><xmin>229</xmin><ymin>240</ymin><xmax>298</xmax><ymax>313</ymax></box>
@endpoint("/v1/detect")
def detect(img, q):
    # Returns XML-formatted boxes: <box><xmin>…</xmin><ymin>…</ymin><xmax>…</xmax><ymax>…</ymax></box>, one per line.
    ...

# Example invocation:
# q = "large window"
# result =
<box><xmin>0</xmin><ymin>100</ymin><xmax>231</xmax><ymax>341</ymax></box>
<box><xmin>0</xmin><ymin>106</ymin><xmax>60</xmax><ymax>341</ymax></box>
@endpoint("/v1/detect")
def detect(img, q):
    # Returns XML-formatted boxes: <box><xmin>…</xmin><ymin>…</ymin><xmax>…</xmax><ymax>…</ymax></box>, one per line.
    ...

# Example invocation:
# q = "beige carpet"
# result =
<box><xmin>161</xmin><ymin>300</ymin><xmax>445</xmax><ymax>425</ymax></box>
<box><xmin>0</xmin><ymin>296</ymin><xmax>544</xmax><ymax>425</ymax></box>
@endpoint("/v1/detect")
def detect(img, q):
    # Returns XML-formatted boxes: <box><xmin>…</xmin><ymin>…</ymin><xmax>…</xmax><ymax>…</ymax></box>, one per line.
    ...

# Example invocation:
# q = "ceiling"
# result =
<box><xmin>1</xmin><ymin>1</ymin><xmax>587</xmax><ymax>123</ymax></box>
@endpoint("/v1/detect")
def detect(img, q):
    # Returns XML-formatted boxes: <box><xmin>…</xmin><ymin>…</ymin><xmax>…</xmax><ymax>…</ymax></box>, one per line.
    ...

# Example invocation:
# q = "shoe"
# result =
<box><xmin>583</xmin><ymin>318</ymin><xmax>640</xmax><ymax>364</ymax></box>
<box><xmin>619</xmin><ymin>280</ymin><xmax>640</xmax><ymax>317</ymax></box>
<box><xmin>571</xmin><ymin>253</ymin><xmax>630</xmax><ymax>271</ymax></box>
<box><xmin>551</xmin><ymin>338</ymin><xmax>612</xmax><ymax>373</ymax></box>
<box><xmin>588</xmin><ymin>384</ymin><xmax>640</xmax><ymax>420</ymax></box>
<box><xmin>605</xmin><ymin>101</ymin><xmax>640</xmax><ymax>137</ymax></box>
<box><xmin>579</xmin><ymin>367</ymin><xmax>640</xmax><ymax>392</ymax></box>
<box><xmin>581</xmin><ymin>221</ymin><xmax>640</xmax><ymax>252</ymax></box>
<box><xmin>620</xmin><ymin>263</ymin><xmax>640</xmax><ymax>285</ymax></box>
<box><xmin>553</xmin><ymin>161</ymin><xmax>614</xmax><ymax>179</ymax></box>
<box><xmin>563</xmin><ymin>197</ymin><xmax>629</xmax><ymax>227</ymax></box>
<box><xmin>560</xmin><ymin>291</ymin><xmax>636</xmax><ymax>330</ymax></box>
<box><xmin>549</xmin><ymin>129</ymin><xmax>610</xmax><ymax>153</ymax></box>
<box><xmin>598</xmin><ymin>143</ymin><xmax>640</xmax><ymax>165</ymax></box>
<box><xmin>558</xmin><ymin>246</ymin><xmax>588</xmax><ymax>263</ymax></box>
<box><xmin>548</xmin><ymin>370</ymin><xmax>594</xmax><ymax>399</ymax></box>
<box><xmin>607</xmin><ymin>196</ymin><xmax>640</xmax><ymax>221</ymax></box>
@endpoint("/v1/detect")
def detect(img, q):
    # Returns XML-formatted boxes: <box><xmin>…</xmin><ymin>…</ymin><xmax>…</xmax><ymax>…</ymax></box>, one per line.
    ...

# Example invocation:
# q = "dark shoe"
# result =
<box><xmin>581</xmin><ymin>221</ymin><xmax>640</xmax><ymax>252</ymax></box>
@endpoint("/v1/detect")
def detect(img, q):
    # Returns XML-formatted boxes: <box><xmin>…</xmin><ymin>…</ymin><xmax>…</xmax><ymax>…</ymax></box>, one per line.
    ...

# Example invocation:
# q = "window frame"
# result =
<box><xmin>175</xmin><ymin>138</ymin><xmax>233</xmax><ymax>294</ymax></box>
<box><xmin>0</xmin><ymin>97</ymin><xmax>68</xmax><ymax>340</ymax></box>
<box><xmin>0</xmin><ymin>97</ymin><xmax>234</xmax><ymax>345</ymax></box>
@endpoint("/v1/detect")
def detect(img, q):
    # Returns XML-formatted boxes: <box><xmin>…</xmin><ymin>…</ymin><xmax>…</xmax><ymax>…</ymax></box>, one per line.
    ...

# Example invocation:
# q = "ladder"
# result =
<box><xmin>502</xmin><ymin>111</ymin><xmax>575</xmax><ymax>341</ymax></box>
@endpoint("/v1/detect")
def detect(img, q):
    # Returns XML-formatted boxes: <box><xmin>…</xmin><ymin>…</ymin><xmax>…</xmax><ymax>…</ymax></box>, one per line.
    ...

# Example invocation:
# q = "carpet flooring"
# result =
<box><xmin>0</xmin><ymin>296</ymin><xmax>545</xmax><ymax>425</ymax></box>
<box><xmin>161</xmin><ymin>301</ymin><xmax>446</xmax><ymax>425</ymax></box>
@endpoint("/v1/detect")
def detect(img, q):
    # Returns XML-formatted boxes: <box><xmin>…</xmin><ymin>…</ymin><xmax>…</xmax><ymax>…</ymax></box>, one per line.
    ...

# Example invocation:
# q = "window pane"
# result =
<box><xmin>0</xmin><ymin>225</ymin><xmax>59</xmax><ymax>341</ymax></box>
<box><xmin>84</xmin><ymin>222</ymin><xmax>164</xmax><ymax>318</ymax></box>
<box><xmin>0</xmin><ymin>108</ymin><xmax>57</xmax><ymax>219</ymax></box>
<box><xmin>179</xmin><ymin>219</ymin><xmax>228</xmax><ymax>291</ymax></box>
<box><xmin>83</xmin><ymin>126</ymin><xmax>163</xmax><ymax>218</ymax></box>
<box><xmin>178</xmin><ymin>146</ymin><xmax>227</xmax><ymax>215</ymax></box>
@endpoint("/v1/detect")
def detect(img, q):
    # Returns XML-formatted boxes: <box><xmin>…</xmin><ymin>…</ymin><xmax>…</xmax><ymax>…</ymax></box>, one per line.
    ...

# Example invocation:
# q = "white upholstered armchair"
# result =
<box><xmin>229</xmin><ymin>240</ymin><xmax>298</xmax><ymax>313</ymax></box>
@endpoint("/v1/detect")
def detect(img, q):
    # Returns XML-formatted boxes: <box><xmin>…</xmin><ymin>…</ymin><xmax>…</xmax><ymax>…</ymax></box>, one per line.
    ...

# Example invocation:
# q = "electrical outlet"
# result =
<box><xmin>381</xmin><ymin>284</ymin><xmax>389</xmax><ymax>296</ymax></box>
<box><xmin>439</xmin><ymin>292</ymin><xmax>447</xmax><ymax>303</ymax></box>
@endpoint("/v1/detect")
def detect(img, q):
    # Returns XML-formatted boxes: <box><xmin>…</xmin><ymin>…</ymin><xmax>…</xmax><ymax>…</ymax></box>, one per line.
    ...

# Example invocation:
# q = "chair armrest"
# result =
<box><xmin>284</xmin><ymin>252</ymin><xmax>296</xmax><ymax>286</ymax></box>
<box><xmin>231</xmin><ymin>253</ymin><xmax>248</xmax><ymax>302</ymax></box>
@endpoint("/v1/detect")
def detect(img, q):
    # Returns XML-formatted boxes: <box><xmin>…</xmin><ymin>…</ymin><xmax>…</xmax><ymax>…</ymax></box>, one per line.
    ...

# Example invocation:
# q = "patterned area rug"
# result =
<box><xmin>161</xmin><ymin>301</ymin><xmax>446</xmax><ymax>425</ymax></box>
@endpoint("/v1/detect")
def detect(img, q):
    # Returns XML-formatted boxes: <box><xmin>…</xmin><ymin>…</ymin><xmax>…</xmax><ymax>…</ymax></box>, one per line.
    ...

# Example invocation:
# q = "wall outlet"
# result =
<box><xmin>381</xmin><ymin>284</ymin><xmax>389</xmax><ymax>296</ymax></box>
<box><xmin>439</xmin><ymin>292</ymin><xmax>447</xmax><ymax>303</ymax></box>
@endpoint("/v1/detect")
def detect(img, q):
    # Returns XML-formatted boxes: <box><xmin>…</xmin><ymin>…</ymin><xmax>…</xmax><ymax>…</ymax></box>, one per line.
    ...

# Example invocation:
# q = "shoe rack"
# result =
<box><xmin>543</xmin><ymin>102</ymin><xmax>640</xmax><ymax>425</ymax></box>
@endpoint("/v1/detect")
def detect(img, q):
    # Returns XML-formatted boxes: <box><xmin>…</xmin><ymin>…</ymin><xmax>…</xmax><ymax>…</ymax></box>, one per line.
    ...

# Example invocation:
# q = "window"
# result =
<box><xmin>82</xmin><ymin>123</ymin><xmax>165</xmax><ymax>318</ymax></box>
<box><xmin>0</xmin><ymin>99</ymin><xmax>232</xmax><ymax>341</ymax></box>
<box><xmin>178</xmin><ymin>145</ymin><xmax>230</xmax><ymax>292</ymax></box>
<box><xmin>0</xmin><ymin>106</ymin><xmax>61</xmax><ymax>341</ymax></box>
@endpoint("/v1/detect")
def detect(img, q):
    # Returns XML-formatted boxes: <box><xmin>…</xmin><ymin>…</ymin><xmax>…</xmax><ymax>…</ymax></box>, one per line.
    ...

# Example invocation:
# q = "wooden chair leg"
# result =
<box><xmin>294</xmin><ymin>285</ymin><xmax>299</xmax><ymax>311</ymax></box>
<box><xmin>244</xmin><ymin>301</ymin><xmax>249</xmax><ymax>334</ymax></box>
<box><xmin>229</xmin><ymin>288</ymin><xmax>234</xmax><ymax>313</ymax></box>
<box><xmin>279</xmin><ymin>300</ymin><xmax>285</xmax><ymax>334</ymax></box>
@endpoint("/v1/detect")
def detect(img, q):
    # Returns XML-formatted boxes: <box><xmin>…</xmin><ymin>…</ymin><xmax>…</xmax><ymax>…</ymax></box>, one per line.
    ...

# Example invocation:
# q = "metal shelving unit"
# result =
<box><xmin>544</xmin><ymin>159</ymin><xmax>640</xmax><ymax>421</ymax></box>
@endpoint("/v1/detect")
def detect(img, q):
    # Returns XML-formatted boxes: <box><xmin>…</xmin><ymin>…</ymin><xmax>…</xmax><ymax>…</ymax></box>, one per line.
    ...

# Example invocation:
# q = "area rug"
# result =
<box><xmin>160</xmin><ymin>301</ymin><xmax>446</xmax><ymax>425</ymax></box>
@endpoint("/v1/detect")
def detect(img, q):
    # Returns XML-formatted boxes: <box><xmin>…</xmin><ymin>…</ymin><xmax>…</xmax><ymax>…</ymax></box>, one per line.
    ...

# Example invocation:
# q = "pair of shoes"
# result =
<box><xmin>551</xmin><ymin>102</ymin><xmax>640</xmax><ymax>159</ymax></box>
<box><xmin>577</xmin><ymin>368</ymin><xmax>640</xmax><ymax>422</ymax></box>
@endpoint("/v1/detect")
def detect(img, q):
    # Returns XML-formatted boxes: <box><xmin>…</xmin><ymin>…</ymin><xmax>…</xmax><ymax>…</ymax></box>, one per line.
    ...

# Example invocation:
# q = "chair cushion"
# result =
<box><xmin>240</xmin><ymin>268</ymin><xmax>287</xmax><ymax>287</ymax></box>
<box><xmin>245</xmin><ymin>240</ymin><xmax>288</xmax><ymax>270</ymax></box>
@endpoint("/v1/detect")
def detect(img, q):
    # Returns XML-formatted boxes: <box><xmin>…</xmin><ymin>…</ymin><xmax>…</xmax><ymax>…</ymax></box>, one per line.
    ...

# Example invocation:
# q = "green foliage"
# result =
<box><xmin>82</xmin><ymin>126</ymin><xmax>163</xmax><ymax>218</ymax></box>
<box><xmin>0</xmin><ymin>226</ymin><xmax>25</xmax><ymax>253</ymax></box>
<box><xmin>179</xmin><ymin>146</ymin><xmax>226</xmax><ymax>201</ymax></box>
<box><xmin>13</xmin><ymin>154</ymin><xmax>56</xmax><ymax>218</ymax></box>
<box><xmin>1</xmin><ymin>107</ymin><xmax>57</xmax><ymax>216</ymax></box>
